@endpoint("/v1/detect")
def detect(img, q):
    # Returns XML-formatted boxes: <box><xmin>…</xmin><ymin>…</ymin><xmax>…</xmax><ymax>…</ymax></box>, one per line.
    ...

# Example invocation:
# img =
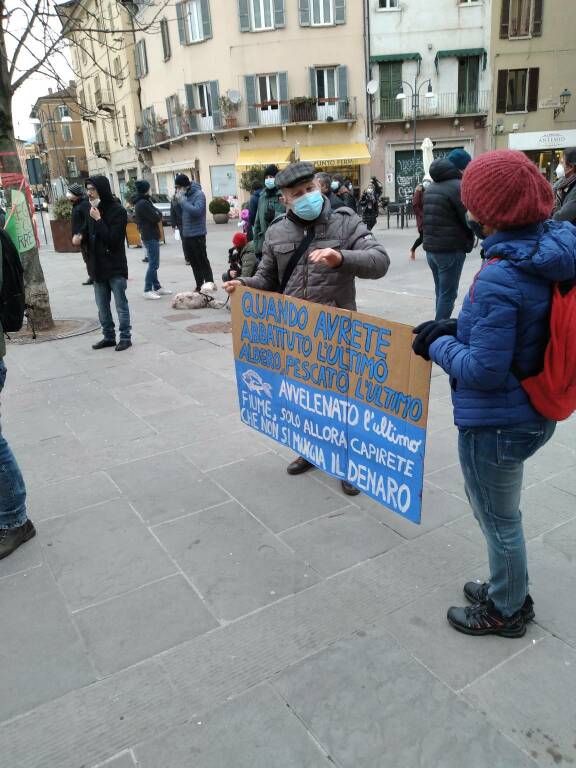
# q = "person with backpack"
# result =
<box><xmin>223</xmin><ymin>161</ymin><xmax>390</xmax><ymax>496</ymax></box>
<box><xmin>412</xmin><ymin>150</ymin><xmax>576</xmax><ymax>638</ymax></box>
<box><xmin>0</xmin><ymin>229</ymin><xmax>35</xmax><ymax>560</ymax></box>
<box><xmin>253</xmin><ymin>165</ymin><xmax>285</xmax><ymax>258</ymax></box>
<box><xmin>69</xmin><ymin>183</ymin><xmax>92</xmax><ymax>285</ymax></box>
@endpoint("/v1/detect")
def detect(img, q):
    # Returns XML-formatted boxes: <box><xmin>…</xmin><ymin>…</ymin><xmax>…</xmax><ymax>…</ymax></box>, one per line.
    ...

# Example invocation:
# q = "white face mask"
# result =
<box><xmin>556</xmin><ymin>163</ymin><xmax>565</xmax><ymax>179</ymax></box>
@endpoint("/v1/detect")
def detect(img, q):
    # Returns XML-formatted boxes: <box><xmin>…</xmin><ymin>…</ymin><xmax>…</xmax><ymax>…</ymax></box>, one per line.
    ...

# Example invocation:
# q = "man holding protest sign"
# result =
<box><xmin>224</xmin><ymin>161</ymin><xmax>390</xmax><ymax>495</ymax></box>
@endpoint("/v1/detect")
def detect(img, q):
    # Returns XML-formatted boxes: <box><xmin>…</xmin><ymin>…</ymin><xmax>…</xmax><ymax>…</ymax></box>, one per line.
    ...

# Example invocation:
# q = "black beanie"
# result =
<box><xmin>264</xmin><ymin>164</ymin><xmax>279</xmax><ymax>178</ymax></box>
<box><xmin>174</xmin><ymin>173</ymin><xmax>191</xmax><ymax>187</ymax></box>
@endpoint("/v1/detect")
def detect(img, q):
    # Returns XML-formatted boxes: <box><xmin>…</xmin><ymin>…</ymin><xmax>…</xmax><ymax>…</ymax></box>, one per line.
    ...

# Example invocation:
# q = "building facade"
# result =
<box><xmin>490</xmin><ymin>0</ymin><xmax>575</xmax><ymax>179</ymax></box>
<box><xmin>133</xmin><ymin>0</ymin><xmax>370</xmax><ymax>201</ymax></box>
<box><xmin>369</xmin><ymin>0</ymin><xmax>492</xmax><ymax>203</ymax></box>
<box><xmin>59</xmin><ymin>0</ymin><xmax>145</xmax><ymax>201</ymax></box>
<box><xmin>30</xmin><ymin>85</ymin><xmax>88</xmax><ymax>196</ymax></box>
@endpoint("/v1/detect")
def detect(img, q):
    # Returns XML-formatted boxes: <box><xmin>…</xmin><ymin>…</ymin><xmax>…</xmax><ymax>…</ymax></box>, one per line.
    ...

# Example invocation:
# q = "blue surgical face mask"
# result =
<box><xmin>292</xmin><ymin>190</ymin><xmax>324</xmax><ymax>221</ymax></box>
<box><xmin>331</xmin><ymin>181</ymin><xmax>340</xmax><ymax>191</ymax></box>
<box><xmin>466</xmin><ymin>214</ymin><xmax>485</xmax><ymax>239</ymax></box>
<box><xmin>264</xmin><ymin>178</ymin><xmax>276</xmax><ymax>190</ymax></box>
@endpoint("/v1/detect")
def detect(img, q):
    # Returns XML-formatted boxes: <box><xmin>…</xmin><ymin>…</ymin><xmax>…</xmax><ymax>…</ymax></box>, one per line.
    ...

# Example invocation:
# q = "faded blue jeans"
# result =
<box><xmin>458</xmin><ymin>421</ymin><xmax>556</xmax><ymax>617</ymax></box>
<box><xmin>143</xmin><ymin>239</ymin><xmax>161</xmax><ymax>293</ymax></box>
<box><xmin>426</xmin><ymin>250</ymin><xmax>466</xmax><ymax>320</ymax></box>
<box><xmin>0</xmin><ymin>360</ymin><xmax>27</xmax><ymax>530</ymax></box>
<box><xmin>94</xmin><ymin>276</ymin><xmax>131</xmax><ymax>341</ymax></box>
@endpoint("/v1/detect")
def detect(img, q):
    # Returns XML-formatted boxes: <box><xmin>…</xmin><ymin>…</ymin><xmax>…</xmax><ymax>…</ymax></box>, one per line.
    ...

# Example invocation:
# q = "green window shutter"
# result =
<box><xmin>299</xmin><ymin>0</ymin><xmax>311</xmax><ymax>26</ymax></box>
<box><xmin>278</xmin><ymin>71</ymin><xmax>289</xmax><ymax>122</ymax></box>
<box><xmin>245</xmin><ymin>74</ymin><xmax>258</xmax><ymax>125</ymax></box>
<box><xmin>527</xmin><ymin>68</ymin><xmax>539</xmax><ymax>112</ymax></box>
<box><xmin>496</xmin><ymin>69</ymin><xmax>507</xmax><ymax>113</ymax></box>
<box><xmin>309</xmin><ymin>67</ymin><xmax>317</xmax><ymax>98</ymax></box>
<box><xmin>200</xmin><ymin>0</ymin><xmax>212</xmax><ymax>39</ymax></box>
<box><xmin>273</xmin><ymin>0</ymin><xmax>285</xmax><ymax>27</ymax></box>
<box><xmin>337</xmin><ymin>65</ymin><xmax>348</xmax><ymax>118</ymax></box>
<box><xmin>166</xmin><ymin>97</ymin><xmax>175</xmax><ymax>136</ymax></box>
<box><xmin>176</xmin><ymin>3</ymin><xmax>187</xmax><ymax>45</ymax></box>
<box><xmin>210</xmin><ymin>80</ymin><xmax>221</xmax><ymax>128</ymax></box>
<box><xmin>334</xmin><ymin>0</ymin><xmax>346</xmax><ymax>25</ymax></box>
<box><xmin>184</xmin><ymin>84</ymin><xmax>198</xmax><ymax>130</ymax></box>
<box><xmin>238</xmin><ymin>0</ymin><xmax>250</xmax><ymax>31</ymax></box>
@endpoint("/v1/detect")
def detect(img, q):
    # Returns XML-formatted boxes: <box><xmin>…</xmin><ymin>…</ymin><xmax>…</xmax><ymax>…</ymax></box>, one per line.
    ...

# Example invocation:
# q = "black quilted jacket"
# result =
<box><xmin>423</xmin><ymin>159</ymin><xmax>474</xmax><ymax>254</ymax></box>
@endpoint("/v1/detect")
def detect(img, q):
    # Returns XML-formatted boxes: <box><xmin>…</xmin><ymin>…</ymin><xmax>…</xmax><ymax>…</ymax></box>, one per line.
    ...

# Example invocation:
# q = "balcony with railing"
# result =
<box><xmin>93</xmin><ymin>140</ymin><xmax>110</xmax><ymax>158</ymax></box>
<box><xmin>135</xmin><ymin>96</ymin><xmax>357</xmax><ymax>150</ymax></box>
<box><xmin>377</xmin><ymin>91</ymin><xmax>490</xmax><ymax>122</ymax></box>
<box><xmin>94</xmin><ymin>90</ymin><xmax>115</xmax><ymax>113</ymax></box>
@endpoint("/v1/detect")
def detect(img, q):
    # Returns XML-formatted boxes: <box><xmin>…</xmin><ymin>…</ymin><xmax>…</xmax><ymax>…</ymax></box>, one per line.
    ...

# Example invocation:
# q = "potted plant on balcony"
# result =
<box><xmin>209</xmin><ymin>197</ymin><xmax>231</xmax><ymax>224</ymax></box>
<box><xmin>49</xmin><ymin>196</ymin><xmax>81</xmax><ymax>253</ymax></box>
<box><xmin>290</xmin><ymin>96</ymin><xmax>317</xmax><ymax>123</ymax></box>
<box><xmin>154</xmin><ymin>118</ymin><xmax>168</xmax><ymax>142</ymax></box>
<box><xmin>219</xmin><ymin>95</ymin><xmax>241</xmax><ymax>128</ymax></box>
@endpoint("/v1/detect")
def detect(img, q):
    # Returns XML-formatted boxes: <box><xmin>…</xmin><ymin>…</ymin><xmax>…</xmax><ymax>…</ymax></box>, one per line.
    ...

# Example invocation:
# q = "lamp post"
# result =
<box><xmin>396</xmin><ymin>78</ymin><xmax>435</xmax><ymax>197</ymax></box>
<box><xmin>30</xmin><ymin>106</ymin><xmax>73</xmax><ymax>196</ymax></box>
<box><xmin>554</xmin><ymin>88</ymin><xmax>572</xmax><ymax>120</ymax></box>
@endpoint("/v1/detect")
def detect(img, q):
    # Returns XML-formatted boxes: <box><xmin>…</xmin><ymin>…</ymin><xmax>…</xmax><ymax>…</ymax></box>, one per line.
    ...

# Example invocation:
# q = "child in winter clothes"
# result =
<box><xmin>222</xmin><ymin>232</ymin><xmax>257</xmax><ymax>282</ymax></box>
<box><xmin>412</xmin><ymin>150</ymin><xmax>576</xmax><ymax>638</ymax></box>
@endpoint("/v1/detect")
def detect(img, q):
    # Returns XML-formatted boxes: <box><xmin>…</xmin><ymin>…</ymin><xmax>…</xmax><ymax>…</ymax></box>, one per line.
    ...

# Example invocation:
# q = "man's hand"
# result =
<box><xmin>89</xmin><ymin>206</ymin><xmax>101</xmax><ymax>221</ymax></box>
<box><xmin>223</xmin><ymin>280</ymin><xmax>242</xmax><ymax>294</ymax></box>
<box><xmin>308</xmin><ymin>248</ymin><xmax>342</xmax><ymax>268</ymax></box>
<box><xmin>72</xmin><ymin>234</ymin><xmax>82</xmax><ymax>246</ymax></box>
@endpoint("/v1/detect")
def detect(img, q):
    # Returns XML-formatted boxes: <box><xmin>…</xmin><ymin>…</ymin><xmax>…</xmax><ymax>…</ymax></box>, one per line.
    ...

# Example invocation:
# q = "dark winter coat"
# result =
<box><xmin>337</xmin><ymin>189</ymin><xmax>357</xmax><ymax>212</ymax></box>
<box><xmin>423</xmin><ymin>159</ymin><xmax>474</xmax><ymax>253</ymax></box>
<box><xmin>71</xmin><ymin>195</ymin><xmax>90</xmax><ymax>237</ymax></box>
<box><xmin>133</xmin><ymin>194</ymin><xmax>162</xmax><ymax>241</ymax></box>
<box><xmin>359</xmin><ymin>191</ymin><xmax>378</xmax><ymax>225</ymax></box>
<box><xmin>328</xmin><ymin>191</ymin><xmax>345</xmax><ymax>210</ymax></box>
<box><xmin>243</xmin><ymin>199</ymin><xmax>389</xmax><ymax>310</ymax></box>
<box><xmin>170</xmin><ymin>197</ymin><xmax>182</xmax><ymax>230</ymax></box>
<box><xmin>248</xmin><ymin>189</ymin><xmax>262</xmax><ymax>227</ymax></box>
<box><xmin>85</xmin><ymin>175</ymin><xmax>128</xmax><ymax>282</ymax></box>
<box><xmin>429</xmin><ymin>220</ymin><xmax>576</xmax><ymax>427</ymax></box>
<box><xmin>412</xmin><ymin>185</ymin><xmax>424</xmax><ymax>232</ymax></box>
<box><xmin>553</xmin><ymin>173</ymin><xmax>576</xmax><ymax>224</ymax></box>
<box><xmin>253</xmin><ymin>186</ymin><xmax>285</xmax><ymax>255</ymax></box>
<box><xmin>180</xmin><ymin>182</ymin><xmax>206</xmax><ymax>237</ymax></box>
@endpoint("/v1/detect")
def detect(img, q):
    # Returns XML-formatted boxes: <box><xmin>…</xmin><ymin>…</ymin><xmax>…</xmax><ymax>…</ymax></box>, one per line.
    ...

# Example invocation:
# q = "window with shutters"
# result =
<box><xmin>66</xmin><ymin>157</ymin><xmax>79</xmax><ymax>177</ymax></box>
<box><xmin>258</xmin><ymin>73</ymin><xmax>281</xmax><ymax>125</ymax></box>
<box><xmin>379</xmin><ymin>61</ymin><xmax>402</xmax><ymax>119</ymax></box>
<box><xmin>497</xmin><ymin>68</ymin><xmax>539</xmax><ymax>112</ymax></box>
<box><xmin>250</xmin><ymin>0</ymin><xmax>274</xmax><ymax>29</ymax></box>
<box><xmin>160</xmin><ymin>19</ymin><xmax>171</xmax><ymax>60</ymax></box>
<box><xmin>501</xmin><ymin>0</ymin><xmax>543</xmax><ymax>38</ymax></box>
<box><xmin>122</xmin><ymin>106</ymin><xmax>129</xmax><ymax>137</ymax></box>
<box><xmin>196</xmin><ymin>83</ymin><xmax>214</xmax><ymax>130</ymax></box>
<box><xmin>185</xmin><ymin>0</ymin><xmax>204</xmax><ymax>43</ymax></box>
<box><xmin>166</xmin><ymin>94</ymin><xmax>182</xmax><ymax>136</ymax></box>
<box><xmin>135</xmin><ymin>40</ymin><xmax>148</xmax><ymax>78</ymax></box>
<box><xmin>113</xmin><ymin>57</ymin><xmax>123</xmax><ymax>85</ymax></box>
<box><xmin>378</xmin><ymin>0</ymin><xmax>399</xmax><ymax>8</ymax></box>
<box><xmin>316</xmin><ymin>67</ymin><xmax>338</xmax><ymax>120</ymax></box>
<box><xmin>457</xmin><ymin>56</ymin><xmax>480</xmax><ymax>113</ymax></box>
<box><xmin>61</xmin><ymin>123</ymin><xmax>72</xmax><ymax>142</ymax></box>
<box><xmin>312</xmin><ymin>0</ymin><xmax>334</xmax><ymax>25</ymax></box>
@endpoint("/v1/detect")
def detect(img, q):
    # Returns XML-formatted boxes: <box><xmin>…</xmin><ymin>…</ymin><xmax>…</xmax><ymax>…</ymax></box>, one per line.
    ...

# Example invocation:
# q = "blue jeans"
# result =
<box><xmin>426</xmin><ymin>250</ymin><xmax>466</xmax><ymax>320</ymax></box>
<box><xmin>0</xmin><ymin>360</ymin><xmax>27</xmax><ymax>530</ymax></box>
<box><xmin>94</xmin><ymin>276</ymin><xmax>131</xmax><ymax>341</ymax></box>
<box><xmin>143</xmin><ymin>239</ymin><xmax>161</xmax><ymax>293</ymax></box>
<box><xmin>458</xmin><ymin>421</ymin><xmax>556</xmax><ymax>617</ymax></box>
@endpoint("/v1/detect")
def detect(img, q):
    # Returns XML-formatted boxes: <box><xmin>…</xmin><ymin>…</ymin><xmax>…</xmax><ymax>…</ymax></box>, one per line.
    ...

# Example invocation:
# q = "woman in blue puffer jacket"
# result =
<box><xmin>412</xmin><ymin>150</ymin><xmax>576</xmax><ymax>638</ymax></box>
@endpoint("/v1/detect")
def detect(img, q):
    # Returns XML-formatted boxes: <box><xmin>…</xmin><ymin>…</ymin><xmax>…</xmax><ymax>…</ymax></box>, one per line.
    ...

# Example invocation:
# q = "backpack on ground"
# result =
<box><xmin>0</xmin><ymin>229</ymin><xmax>26</xmax><ymax>333</ymax></box>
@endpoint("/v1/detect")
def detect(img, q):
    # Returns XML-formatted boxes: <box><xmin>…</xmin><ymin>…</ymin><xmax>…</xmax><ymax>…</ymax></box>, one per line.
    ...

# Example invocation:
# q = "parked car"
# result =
<box><xmin>150</xmin><ymin>193</ymin><xmax>171</xmax><ymax>226</ymax></box>
<box><xmin>33</xmin><ymin>195</ymin><xmax>48</xmax><ymax>211</ymax></box>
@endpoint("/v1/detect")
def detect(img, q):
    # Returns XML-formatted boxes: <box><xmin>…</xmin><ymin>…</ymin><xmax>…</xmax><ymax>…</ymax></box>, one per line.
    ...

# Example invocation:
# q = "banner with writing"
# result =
<box><xmin>232</xmin><ymin>288</ymin><xmax>431</xmax><ymax>524</ymax></box>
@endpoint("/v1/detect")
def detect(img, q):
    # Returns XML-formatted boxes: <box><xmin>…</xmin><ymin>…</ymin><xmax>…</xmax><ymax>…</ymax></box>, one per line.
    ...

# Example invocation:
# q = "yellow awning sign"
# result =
<box><xmin>235</xmin><ymin>147</ymin><xmax>292</xmax><ymax>171</ymax></box>
<box><xmin>299</xmin><ymin>143</ymin><xmax>371</xmax><ymax>167</ymax></box>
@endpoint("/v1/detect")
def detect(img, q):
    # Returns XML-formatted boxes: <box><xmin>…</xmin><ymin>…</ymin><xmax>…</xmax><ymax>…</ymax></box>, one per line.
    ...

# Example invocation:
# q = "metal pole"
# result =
<box><xmin>412</xmin><ymin>76</ymin><xmax>418</xmax><ymax>199</ymax></box>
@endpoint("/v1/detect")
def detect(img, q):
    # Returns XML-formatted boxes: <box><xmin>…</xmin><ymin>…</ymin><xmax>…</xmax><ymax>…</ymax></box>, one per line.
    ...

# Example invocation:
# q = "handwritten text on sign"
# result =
<box><xmin>232</xmin><ymin>288</ymin><xmax>431</xmax><ymax>524</ymax></box>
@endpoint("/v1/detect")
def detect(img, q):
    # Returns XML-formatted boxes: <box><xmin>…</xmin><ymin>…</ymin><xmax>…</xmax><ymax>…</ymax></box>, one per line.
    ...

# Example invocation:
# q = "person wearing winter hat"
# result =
<box><xmin>253</xmin><ymin>164</ymin><xmax>285</xmax><ymax>257</ymax></box>
<box><xmin>133</xmin><ymin>180</ymin><xmax>171</xmax><ymax>300</ymax></box>
<box><xmin>175</xmin><ymin>174</ymin><xmax>215</xmax><ymax>292</ymax></box>
<box><xmin>423</xmin><ymin>150</ymin><xmax>475</xmax><ymax>319</ymax></box>
<box><xmin>222</xmin><ymin>231</ymin><xmax>257</xmax><ymax>282</ymax></box>
<box><xmin>412</xmin><ymin>149</ymin><xmax>576</xmax><ymax>638</ymax></box>
<box><xmin>69</xmin><ymin>183</ymin><xmax>92</xmax><ymax>285</ymax></box>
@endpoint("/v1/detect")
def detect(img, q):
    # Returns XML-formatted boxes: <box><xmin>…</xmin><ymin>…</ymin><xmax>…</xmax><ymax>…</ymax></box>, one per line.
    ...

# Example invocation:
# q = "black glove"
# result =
<box><xmin>412</xmin><ymin>319</ymin><xmax>457</xmax><ymax>361</ymax></box>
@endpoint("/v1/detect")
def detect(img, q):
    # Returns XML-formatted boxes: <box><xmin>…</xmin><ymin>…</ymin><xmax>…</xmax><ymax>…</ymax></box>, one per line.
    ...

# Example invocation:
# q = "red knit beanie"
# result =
<box><xmin>232</xmin><ymin>232</ymin><xmax>247</xmax><ymax>249</ymax></box>
<box><xmin>461</xmin><ymin>150</ymin><xmax>554</xmax><ymax>229</ymax></box>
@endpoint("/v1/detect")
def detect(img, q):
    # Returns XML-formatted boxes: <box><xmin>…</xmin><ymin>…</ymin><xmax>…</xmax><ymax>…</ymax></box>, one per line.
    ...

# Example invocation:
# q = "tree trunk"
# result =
<box><xmin>0</xmin><ymin>73</ymin><xmax>55</xmax><ymax>330</ymax></box>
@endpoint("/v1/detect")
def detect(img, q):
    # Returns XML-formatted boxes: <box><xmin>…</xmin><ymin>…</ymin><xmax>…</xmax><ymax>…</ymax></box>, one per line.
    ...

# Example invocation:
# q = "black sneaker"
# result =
<box><xmin>447</xmin><ymin>599</ymin><xmax>526</xmax><ymax>638</ymax></box>
<box><xmin>341</xmin><ymin>480</ymin><xmax>360</xmax><ymax>496</ymax></box>
<box><xmin>92</xmin><ymin>338</ymin><xmax>116</xmax><ymax>350</ymax></box>
<box><xmin>0</xmin><ymin>520</ymin><xmax>36</xmax><ymax>561</ymax></box>
<box><xmin>82</xmin><ymin>278</ymin><xmax>94</xmax><ymax>286</ymax></box>
<box><xmin>464</xmin><ymin>581</ymin><xmax>535</xmax><ymax>622</ymax></box>
<box><xmin>115</xmin><ymin>339</ymin><xmax>132</xmax><ymax>352</ymax></box>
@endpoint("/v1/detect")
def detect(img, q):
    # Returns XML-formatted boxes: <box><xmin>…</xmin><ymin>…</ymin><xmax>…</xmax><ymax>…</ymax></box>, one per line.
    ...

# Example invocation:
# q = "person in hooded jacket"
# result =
<box><xmin>412</xmin><ymin>150</ymin><xmax>576</xmax><ymax>638</ymax></box>
<box><xmin>133</xmin><ymin>179</ymin><xmax>171</xmax><ymax>300</ymax></box>
<box><xmin>85</xmin><ymin>176</ymin><xmax>132</xmax><ymax>351</ymax></box>
<box><xmin>423</xmin><ymin>148</ymin><xmax>474</xmax><ymax>319</ymax></box>
<box><xmin>253</xmin><ymin>165</ymin><xmax>285</xmax><ymax>258</ymax></box>
<box><xmin>247</xmin><ymin>180</ymin><xmax>263</xmax><ymax>242</ymax></box>
<box><xmin>69</xmin><ymin>182</ymin><xmax>92</xmax><ymax>285</ymax></box>
<box><xmin>174</xmin><ymin>174</ymin><xmax>215</xmax><ymax>292</ymax></box>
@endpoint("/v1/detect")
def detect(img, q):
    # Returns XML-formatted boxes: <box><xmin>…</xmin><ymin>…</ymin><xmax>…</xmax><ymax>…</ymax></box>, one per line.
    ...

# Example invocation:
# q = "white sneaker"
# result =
<box><xmin>201</xmin><ymin>281</ymin><xmax>217</xmax><ymax>293</ymax></box>
<box><xmin>143</xmin><ymin>291</ymin><xmax>161</xmax><ymax>300</ymax></box>
<box><xmin>155</xmin><ymin>288</ymin><xmax>173</xmax><ymax>295</ymax></box>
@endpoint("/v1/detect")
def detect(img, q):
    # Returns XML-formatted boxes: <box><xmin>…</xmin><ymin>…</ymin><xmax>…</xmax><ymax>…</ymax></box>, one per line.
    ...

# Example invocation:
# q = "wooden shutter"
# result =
<box><xmin>527</xmin><ymin>68</ymin><xmax>539</xmax><ymax>111</ymax></box>
<box><xmin>209</xmin><ymin>80</ymin><xmax>221</xmax><ymax>128</ymax></box>
<box><xmin>500</xmin><ymin>0</ymin><xmax>510</xmax><ymax>38</ymax></box>
<box><xmin>532</xmin><ymin>0</ymin><xmax>543</xmax><ymax>36</ymax></box>
<box><xmin>238</xmin><ymin>0</ymin><xmax>250</xmax><ymax>31</ymax></box>
<box><xmin>161</xmin><ymin>19</ymin><xmax>171</xmax><ymax>60</ymax></box>
<box><xmin>185</xmin><ymin>84</ymin><xmax>198</xmax><ymax>130</ymax></box>
<box><xmin>337</xmin><ymin>65</ymin><xmax>348</xmax><ymax>118</ymax></box>
<box><xmin>299</xmin><ymin>0</ymin><xmax>311</xmax><ymax>26</ymax></box>
<box><xmin>141</xmin><ymin>41</ymin><xmax>148</xmax><ymax>76</ymax></box>
<box><xmin>496</xmin><ymin>69</ymin><xmax>508</xmax><ymax>112</ymax></box>
<box><xmin>278</xmin><ymin>71</ymin><xmax>289</xmax><ymax>122</ymax></box>
<box><xmin>134</xmin><ymin>45</ymin><xmax>141</xmax><ymax>79</ymax></box>
<box><xmin>334</xmin><ymin>0</ymin><xmax>346</xmax><ymax>24</ymax></box>
<box><xmin>245</xmin><ymin>74</ymin><xmax>258</xmax><ymax>125</ymax></box>
<box><xmin>166</xmin><ymin>97</ymin><xmax>175</xmax><ymax>136</ymax></box>
<box><xmin>273</xmin><ymin>0</ymin><xmax>285</xmax><ymax>28</ymax></box>
<box><xmin>200</xmin><ymin>0</ymin><xmax>212</xmax><ymax>39</ymax></box>
<box><xmin>309</xmin><ymin>67</ymin><xmax>317</xmax><ymax>98</ymax></box>
<box><xmin>176</xmin><ymin>2</ymin><xmax>187</xmax><ymax>45</ymax></box>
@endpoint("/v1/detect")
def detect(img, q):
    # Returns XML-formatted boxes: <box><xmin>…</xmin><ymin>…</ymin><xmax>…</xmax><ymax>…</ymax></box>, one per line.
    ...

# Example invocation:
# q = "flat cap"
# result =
<box><xmin>275</xmin><ymin>161</ymin><xmax>316</xmax><ymax>189</ymax></box>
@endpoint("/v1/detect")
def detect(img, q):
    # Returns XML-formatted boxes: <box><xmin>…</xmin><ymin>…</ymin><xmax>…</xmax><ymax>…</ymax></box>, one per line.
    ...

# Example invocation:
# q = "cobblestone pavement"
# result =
<box><xmin>1</xmin><ymin>220</ymin><xmax>575</xmax><ymax>768</ymax></box>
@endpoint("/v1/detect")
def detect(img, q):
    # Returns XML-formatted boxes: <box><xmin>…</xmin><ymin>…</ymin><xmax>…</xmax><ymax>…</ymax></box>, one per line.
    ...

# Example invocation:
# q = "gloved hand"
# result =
<box><xmin>412</xmin><ymin>319</ymin><xmax>457</xmax><ymax>361</ymax></box>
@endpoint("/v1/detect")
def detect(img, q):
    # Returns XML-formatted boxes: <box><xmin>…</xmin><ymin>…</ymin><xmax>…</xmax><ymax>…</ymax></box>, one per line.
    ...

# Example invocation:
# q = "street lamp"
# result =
<box><xmin>554</xmin><ymin>88</ymin><xmax>572</xmax><ymax>119</ymax></box>
<box><xmin>396</xmin><ymin>78</ymin><xmax>435</xmax><ymax>196</ymax></box>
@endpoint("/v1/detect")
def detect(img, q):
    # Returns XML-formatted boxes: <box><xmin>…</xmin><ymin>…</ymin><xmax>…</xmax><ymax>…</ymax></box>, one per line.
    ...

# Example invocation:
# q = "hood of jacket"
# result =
<box><xmin>132</xmin><ymin>193</ymin><xmax>150</xmax><ymax>205</ymax></box>
<box><xmin>429</xmin><ymin>159</ymin><xmax>462</xmax><ymax>183</ymax></box>
<box><xmin>483</xmin><ymin>220</ymin><xmax>576</xmax><ymax>283</ymax></box>
<box><xmin>86</xmin><ymin>175</ymin><xmax>114</xmax><ymax>202</ymax></box>
<box><xmin>186</xmin><ymin>181</ymin><xmax>202</xmax><ymax>196</ymax></box>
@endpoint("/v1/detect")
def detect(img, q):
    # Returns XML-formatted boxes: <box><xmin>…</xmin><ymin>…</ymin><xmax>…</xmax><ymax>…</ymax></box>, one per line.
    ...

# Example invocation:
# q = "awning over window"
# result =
<box><xmin>299</xmin><ymin>143</ymin><xmax>371</xmax><ymax>167</ymax></box>
<box><xmin>370</xmin><ymin>53</ymin><xmax>422</xmax><ymax>63</ymax></box>
<box><xmin>435</xmin><ymin>48</ymin><xmax>487</xmax><ymax>72</ymax></box>
<box><xmin>235</xmin><ymin>147</ymin><xmax>292</xmax><ymax>171</ymax></box>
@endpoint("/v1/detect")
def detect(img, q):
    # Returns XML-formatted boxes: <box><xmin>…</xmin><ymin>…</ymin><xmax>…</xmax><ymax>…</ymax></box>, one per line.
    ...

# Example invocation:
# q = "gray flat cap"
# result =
<box><xmin>275</xmin><ymin>161</ymin><xmax>316</xmax><ymax>189</ymax></box>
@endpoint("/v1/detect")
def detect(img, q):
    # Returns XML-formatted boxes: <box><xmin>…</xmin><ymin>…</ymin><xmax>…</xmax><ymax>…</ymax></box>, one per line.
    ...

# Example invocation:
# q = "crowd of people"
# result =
<box><xmin>1</xmin><ymin>148</ymin><xmax>576</xmax><ymax>644</ymax></box>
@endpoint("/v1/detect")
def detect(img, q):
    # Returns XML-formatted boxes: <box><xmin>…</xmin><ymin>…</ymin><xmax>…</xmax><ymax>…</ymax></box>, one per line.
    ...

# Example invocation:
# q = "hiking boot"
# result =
<box><xmin>463</xmin><ymin>581</ymin><xmax>535</xmax><ymax>622</ymax></box>
<box><xmin>341</xmin><ymin>480</ymin><xmax>360</xmax><ymax>496</ymax></box>
<box><xmin>447</xmin><ymin>600</ymin><xmax>526</xmax><ymax>638</ymax></box>
<box><xmin>0</xmin><ymin>520</ymin><xmax>36</xmax><ymax>561</ymax></box>
<box><xmin>287</xmin><ymin>457</ymin><xmax>314</xmax><ymax>475</ymax></box>
<box><xmin>115</xmin><ymin>339</ymin><xmax>132</xmax><ymax>352</ymax></box>
<box><xmin>92</xmin><ymin>338</ymin><xmax>116</xmax><ymax>350</ymax></box>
